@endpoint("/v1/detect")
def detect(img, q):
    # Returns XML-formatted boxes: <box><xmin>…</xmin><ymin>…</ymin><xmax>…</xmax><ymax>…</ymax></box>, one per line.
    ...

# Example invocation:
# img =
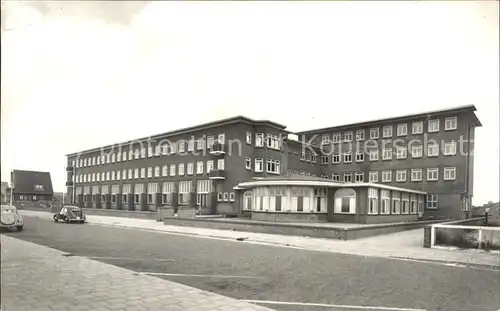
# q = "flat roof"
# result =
<box><xmin>296</xmin><ymin>104</ymin><xmax>482</xmax><ymax>135</ymax></box>
<box><xmin>237</xmin><ymin>179</ymin><xmax>427</xmax><ymax>195</ymax></box>
<box><xmin>67</xmin><ymin>115</ymin><xmax>288</xmax><ymax>157</ymax></box>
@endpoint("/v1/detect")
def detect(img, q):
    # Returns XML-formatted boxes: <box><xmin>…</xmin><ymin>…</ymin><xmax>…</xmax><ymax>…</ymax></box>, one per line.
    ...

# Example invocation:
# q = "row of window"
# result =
<box><xmin>244</xmin><ymin>158</ymin><xmax>281</xmax><ymax>174</ymax></box>
<box><xmin>324</xmin><ymin>167</ymin><xmax>457</xmax><ymax>183</ymax></box>
<box><xmin>319</xmin><ymin>117</ymin><xmax>458</xmax><ymax>144</ymax></box>
<box><xmin>367</xmin><ymin>188</ymin><xmax>426</xmax><ymax>214</ymax></box>
<box><xmin>74</xmin><ymin>159</ymin><xmax>225</xmax><ymax>183</ymax></box>
<box><xmin>73</xmin><ymin>134</ymin><xmax>226</xmax><ymax>168</ymax></box>
<box><xmin>303</xmin><ymin>141</ymin><xmax>457</xmax><ymax>164</ymax></box>
<box><xmin>245</xmin><ymin>132</ymin><xmax>282</xmax><ymax>150</ymax></box>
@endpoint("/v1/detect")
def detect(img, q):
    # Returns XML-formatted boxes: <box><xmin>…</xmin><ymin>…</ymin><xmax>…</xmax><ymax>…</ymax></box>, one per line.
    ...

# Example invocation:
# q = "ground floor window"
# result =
<box><xmin>380</xmin><ymin>190</ymin><xmax>390</xmax><ymax>214</ymax></box>
<box><xmin>367</xmin><ymin>188</ymin><xmax>378</xmax><ymax>214</ymax></box>
<box><xmin>427</xmin><ymin>194</ymin><xmax>438</xmax><ymax>209</ymax></box>
<box><xmin>162</xmin><ymin>182</ymin><xmax>174</xmax><ymax>204</ymax></box>
<box><xmin>313</xmin><ymin>188</ymin><xmax>327</xmax><ymax>213</ymax></box>
<box><xmin>335</xmin><ymin>188</ymin><xmax>356</xmax><ymax>214</ymax></box>
<box><xmin>243</xmin><ymin>191</ymin><xmax>252</xmax><ymax>211</ymax></box>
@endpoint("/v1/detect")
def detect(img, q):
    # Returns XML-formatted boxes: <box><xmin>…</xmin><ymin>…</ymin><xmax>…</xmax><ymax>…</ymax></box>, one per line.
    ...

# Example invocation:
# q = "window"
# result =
<box><xmin>116</xmin><ymin>152</ymin><xmax>121</xmax><ymax>162</ymax></box>
<box><xmin>396</xmin><ymin>147</ymin><xmax>407</xmax><ymax>159</ymax></box>
<box><xmin>266</xmin><ymin>159</ymin><xmax>280</xmax><ymax>174</ymax></box>
<box><xmin>133</xmin><ymin>169</ymin><xmax>138</xmax><ymax>179</ymax></box>
<box><xmin>217</xmin><ymin>192</ymin><xmax>223</xmax><ymax>202</ymax></box>
<box><xmin>122</xmin><ymin>151</ymin><xmax>128</xmax><ymax>161</ymax></box>
<box><xmin>255</xmin><ymin>133</ymin><xmax>264</xmax><ymax>147</ymax></box>
<box><xmin>111</xmin><ymin>171</ymin><xmax>115</xmax><ymax>181</ymax></box>
<box><xmin>255</xmin><ymin>158</ymin><xmax>264</xmax><ymax>172</ymax></box>
<box><xmin>321</xmin><ymin>135</ymin><xmax>330</xmax><ymax>145</ymax></box>
<box><xmin>106</xmin><ymin>172</ymin><xmax>110</xmax><ymax>181</ymax></box>
<box><xmin>410</xmin><ymin>196</ymin><xmax>417</xmax><ymax>214</ymax></box>
<box><xmin>344</xmin><ymin>132</ymin><xmax>353</xmax><ymax>142</ymax></box>
<box><xmin>444</xmin><ymin>167</ymin><xmax>456</xmax><ymax>180</ymax></box>
<box><xmin>178</xmin><ymin>164</ymin><xmax>185</xmax><ymax>176</ymax></box>
<box><xmin>369</xmin><ymin>171</ymin><xmax>378</xmax><ymax>182</ymax></box>
<box><xmin>245</xmin><ymin>157</ymin><xmax>252</xmax><ymax>169</ymax></box>
<box><xmin>382</xmin><ymin>148</ymin><xmax>392</xmax><ymax>160</ymax></box>
<box><xmin>311</xmin><ymin>154</ymin><xmax>317</xmax><ymax>163</ymax></box>
<box><xmin>428</xmin><ymin>119</ymin><xmax>439</xmax><ymax>132</ymax></box>
<box><xmin>92</xmin><ymin>173</ymin><xmax>96</xmax><ymax>182</ymax></box>
<box><xmin>427</xmin><ymin>168</ymin><xmax>439</xmax><ymax>181</ymax></box>
<box><xmin>427</xmin><ymin>194</ymin><xmax>438</xmax><ymax>209</ymax></box>
<box><xmin>178</xmin><ymin>141</ymin><xmax>185</xmax><ymax>153</ymax></box>
<box><xmin>369</xmin><ymin>149</ymin><xmax>379</xmax><ymax>161</ymax></box>
<box><xmin>321</xmin><ymin>156</ymin><xmax>329</xmax><ymax>164</ymax></box>
<box><xmin>217</xmin><ymin>159</ymin><xmax>225</xmax><ymax>170</ymax></box>
<box><xmin>397</xmin><ymin>124</ymin><xmax>407</xmax><ymax>136</ymax></box>
<box><xmin>382</xmin><ymin>170</ymin><xmax>392</xmax><ymax>182</ymax></box>
<box><xmin>300</xmin><ymin>150</ymin><xmax>306</xmax><ymax>161</ymax></box>
<box><xmin>162</xmin><ymin>165</ymin><xmax>168</xmax><ymax>177</ymax></box>
<box><xmin>170</xmin><ymin>164</ymin><xmax>176</xmax><ymax>176</ymax></box>
<box><xmin>402</xmin><ymin>195</ymin><xmax>409</xmax><ymax>214</ymax></box>
<box><xmin>368</xmin><ymin>188</ymin><xmax>378</xmax><ymax>214</ymax></box>
<box><xmin>154</xmin><ymin>166</ymin><xmax>160</xmax><ymax>177</ymax></box>
<box><xmin>392</xmin><ymin>192</ymin><xmax>400</xmax><ymax>214</ymax></box>
<box><xmin>332</xmin><ymin>133</ymin><xmax>341</xmax><ymax>143</ymax></box>
<box><xmin>204</xmin><ymin>160</ymin><xmax>213</xmax><ymax>173</ymax></box>
<box><xmin>380</xmin><ymin>190</ymin><xmax>390</xmax><ymax>214</ymax></box>
<box><xmin>178</xmin><ymin>181</ymin><xmax>192</xmax><ymax>205</ymax></box>
<box><xmin>162</xmin><ymin>182</ymin><xmax>174</xmax><ymax>204</ymax></box>
<box><xmin>147</xmin><ymin>167</ymin><xmax>153</xmax><ymax>178</ymax></box>
<box><xmin>246</xmin><ymin>132</ymin><xmax>252</xmax><ymax>144</ymax></box>
<box><xmin>412</xmin><ymin>121</ymin><xmax>423</xmax><ymax>134</ymax></box>
<box><xmin>343</xmin><ymin>173</ymin><xmax>352</xmax><ymax>182</ymax></box>
<box><xmin>396</xmin><ymin>170</ymin><xmax>406</xmax><ymax>182</ymax></box>
<box><xmin>196</xmin><ymin>161</ymin><xmax>204</xmax><ymax>174</ymax></box>
<box><xmin>133</xmin><ymin>149</ymin><xmax>139</xmax><ymax>159</ymax></box>
<box><xmin>411</xmin><ymin>145</ymin><xmax>423</xmax><ymax>158</ymax></box>
<box><xmin>96</xmin><ymin>157</ymin><xmax>100</xmax><ymax>165</ymax></box>
<box><xmin>445</xmin><ymin>117</ymin><xmax>457</xmax><ymax>131</ymax></box>
<box><xmin>122</xmin><ymin>170</ymin><xmax>126</xmax><ymax>180</ymax></box>
<box><xmin>444</xmin><ymin>141</ymin><xmax>457</xmax><ymax>156</ymax></box>
<box><xmin>332</xmin><ymin>154</ymin><xmax>340</xmax><ymax>164</ymax></box>
<box><xmin>96</xmin><ymin>173</ymin><xmax>100</xmax><ymax>182</ymax></box>
<box><xmin>266</xmin><ymin>134</ymin><xmax>280</xmax><ymax>150</ymax></box>
<box><xmin>207</xmin><ymin>136</ymin><xmax>215</xmax><ymax>148</ymax></box>
<box><xmin>188</xmin><ymin>138</ymin><xmax>195</xmax><ymax>152</ymax></box>
<box><xmin>355</xmin><ymin>151</ymin><xmax>364</xmax><ymax>162</ymax></box>
<box><xmin>229</xmin><ymin>192</ymin><xmax>235</xmax><ymax>202</ymax></box>
<box><xmin>370</xmin><ymin>128</ymin><xmax>379</xmax><ymax>139</ymax></box>
<box><xmin>332</xmin><ymin>173</ymin><xmax>340</xmax><ymax>181</ymax></box>
<box><xmin>427</xmin><ymin>143</ymin><xmax>439</xmax><ymax>157</ymax></box>
<box><xmin>313</xmin><ymin>188</ymin><xmax>327</xmax><ymax>213</ymax></box>
<box><xmin>343</xmin><ymin>152</ymin><xmax>352</xmax><ymax>163</ymax></box>
<box><xmin>128</xmin><ymin>169</ymin><xmax>133</xmax><ymax>179</ymax></box>
<box><xmin>411</xmin><ymin>169</ymin><xmax>422</xmax><ymax>181</ymax></box>
<box><xmin>92</xmin><ymin>157</ymin><xmax>96</xmax><ymax>165</ymax></box>
<box><xmin>197</xmin><ymin>138</ymin><xmax>205</xmax><ymax>150</ymax></box>
<box><xmin>218</xmin><ymin>133</ymin><xmax>225</xmax><ymax>144</ymax></box>
<box><xmin>335</xmin><ymin>188</ymin><xmax>356</xmax><ymax>214</ymax></box>
<box><xmin>187</xmin><ymin>163</ymin><xmax>194</xmax><ymax>175</ymax></box>
<box><xmin>355</xmin><ymin>172</ymin><xmax>364</xmax><ymax>183</ymax></box>
<box><xmin>356</xmin><ymin>130</ymin><xmax>365</xmax><ymax>141</ymax></box>
<box><xmin>382</xmin><ymin>126</ymin><xmax>392</xmax><ymax>138</ymax></box>
<box><xmin>223</xmin><ymin>192</ymin><xmax>229</xmax><ymax>202</ymax></box>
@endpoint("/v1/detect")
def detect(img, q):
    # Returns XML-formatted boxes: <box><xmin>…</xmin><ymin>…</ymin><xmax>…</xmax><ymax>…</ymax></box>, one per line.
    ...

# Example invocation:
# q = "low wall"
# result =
<box><xmin>163</xmin><ymin>218</ymin><xmax>448</xmax><ymax>240</ymax></box>
<box><xmin>251</xmin><ymin>212</ymin><xmax>328</xmax><ymax>223</ymax></box>
<box><xmin>423</xmin><ymin>217</ymin><xmax>487</xmax><ymax>248</ymax></box>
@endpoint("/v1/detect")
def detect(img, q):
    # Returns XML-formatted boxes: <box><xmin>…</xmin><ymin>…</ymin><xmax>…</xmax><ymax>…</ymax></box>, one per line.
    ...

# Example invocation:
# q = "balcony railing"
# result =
<box><xmin>208</xmin><ymin>169</ymin><xmax>226</xmax><ymax>180</ymax></box>
<box><xmin>209</xmin><ymin>142</ymin><xmax>226</xmax><ymax>155</ymax></box>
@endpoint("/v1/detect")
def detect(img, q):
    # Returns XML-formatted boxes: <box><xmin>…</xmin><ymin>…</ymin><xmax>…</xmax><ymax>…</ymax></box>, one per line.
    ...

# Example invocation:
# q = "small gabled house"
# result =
<box><xmin>10</xmin><ymin>170</ymin><xmax>54</xmax><ymax>207</ymax></box>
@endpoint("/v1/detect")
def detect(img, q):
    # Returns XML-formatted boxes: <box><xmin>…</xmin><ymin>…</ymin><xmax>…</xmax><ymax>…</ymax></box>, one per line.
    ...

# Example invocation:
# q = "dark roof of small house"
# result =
<box><xmin>11</xmin><ymin>170</ymin><xmax>54</xmax><ymax>195</ymax></box>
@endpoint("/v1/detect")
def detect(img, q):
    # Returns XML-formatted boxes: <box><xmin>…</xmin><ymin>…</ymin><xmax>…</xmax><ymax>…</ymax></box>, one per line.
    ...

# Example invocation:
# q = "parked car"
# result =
<box><xmin>1</xmin><ymin>205</ymin><xmax>24</xmax><ymax>231</ymax></box>
<box><xmin>53</xmin><ymin>205</ymin><xmax>86</xmax><ymax>223</ymax></box>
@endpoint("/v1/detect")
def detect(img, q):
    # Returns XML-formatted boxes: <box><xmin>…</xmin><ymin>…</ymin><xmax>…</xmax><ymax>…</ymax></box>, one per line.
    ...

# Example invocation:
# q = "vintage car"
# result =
<box><xmin>53</xmin><ymin>205</ymin><xmax>86</xmax><ymax>223</ymax></box>
<box><xmin>1</xmin><ymin>205</ymin><xmax>24</xmax><ymax>231</ymax></box>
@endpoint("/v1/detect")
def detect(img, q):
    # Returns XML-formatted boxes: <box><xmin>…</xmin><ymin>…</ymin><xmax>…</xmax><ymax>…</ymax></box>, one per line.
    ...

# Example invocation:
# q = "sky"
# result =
<box><xmin>1</xmin><ymin>1</ymin><xmax>498</xmax><ymax>205</ymax></box>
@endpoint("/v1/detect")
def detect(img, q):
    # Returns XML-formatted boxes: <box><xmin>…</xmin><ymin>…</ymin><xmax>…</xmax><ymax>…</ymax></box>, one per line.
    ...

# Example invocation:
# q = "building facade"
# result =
<box><xmin>10</xmin><ymin>170</ymin><xmax>54</xmax><ymax>208</ymax></box>
<box><xmin>66</xmin><ymin>105</ymin><xmax>481</xmax><ymax>220</ymax></box>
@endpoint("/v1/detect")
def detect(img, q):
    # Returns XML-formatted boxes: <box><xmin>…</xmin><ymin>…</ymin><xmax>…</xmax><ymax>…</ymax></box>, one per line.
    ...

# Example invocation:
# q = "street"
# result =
<box><xmin>4</xmin><ymin>216</ymin><xmax>500</xmax><ymax>311</ymax></box>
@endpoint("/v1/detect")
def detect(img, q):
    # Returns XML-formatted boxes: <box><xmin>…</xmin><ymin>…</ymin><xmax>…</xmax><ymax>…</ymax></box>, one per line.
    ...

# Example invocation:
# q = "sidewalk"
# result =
<box><xmin>21</xmin><ymin>210</ymin><xmax>500</xmax><ymax>268</ymax></box>
<box><xmin>1</xmin><ymin>235</ymin><xmax>275</xmax><ymax>311</ymax></box>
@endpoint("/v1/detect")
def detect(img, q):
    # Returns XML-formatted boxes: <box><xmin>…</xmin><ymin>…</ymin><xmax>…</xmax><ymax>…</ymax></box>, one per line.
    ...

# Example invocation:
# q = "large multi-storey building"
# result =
<box><xmin>66</xmin><ymin>105</ymin><xmax>481</xmax><ymax>220</ymax></box>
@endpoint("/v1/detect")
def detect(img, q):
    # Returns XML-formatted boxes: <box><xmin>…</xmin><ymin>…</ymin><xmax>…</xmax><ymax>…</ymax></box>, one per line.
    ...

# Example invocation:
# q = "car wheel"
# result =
<box><xmin>16</xmin><ymin>225</ymin><xmax>23</xmax><ymax>231</ymax></box>
<box><xmin>54</xmin><ymin>216</ymin><xmax>58</xmax><ymax>222</ymax></box>
<box><xmin>65</xmin><ymin>217</ymin><xmax>70</xmax><ymax>224</ymax></box>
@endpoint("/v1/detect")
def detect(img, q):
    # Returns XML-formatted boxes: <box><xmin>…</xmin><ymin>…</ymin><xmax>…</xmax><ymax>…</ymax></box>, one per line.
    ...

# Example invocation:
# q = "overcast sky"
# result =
<box><xmin>1</xmin><ymin>1</ymin><xmax>498</xmax><ymax>205</ymax></box>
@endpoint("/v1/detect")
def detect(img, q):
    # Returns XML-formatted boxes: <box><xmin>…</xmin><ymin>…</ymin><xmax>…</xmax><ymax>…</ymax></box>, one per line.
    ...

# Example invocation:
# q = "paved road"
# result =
<box><xmin>5</xmin><ymin>216</ymin><xmax>500</xmax><ymax>311</ymax></box>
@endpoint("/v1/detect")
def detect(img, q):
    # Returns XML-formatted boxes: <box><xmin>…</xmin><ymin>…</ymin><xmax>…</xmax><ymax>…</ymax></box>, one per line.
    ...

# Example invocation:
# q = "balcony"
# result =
<box><xmin>209</xmin><ymin>169</ymin><xmax>226</xmax><ymax>180</ymax></box>
<box><xmin>66</xmin><ymin>166</ymin><xmax>75</xmax><ymax>172</ymax></box>
<box><xmin>209</xmin><ymin>142</ymin><xmax>226</xmax><ymax>156</ymax></box>
<box><xmin>66</xmin><ymin>181</ymin><xmax>74</xmax><ymax>187</ymax></box>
